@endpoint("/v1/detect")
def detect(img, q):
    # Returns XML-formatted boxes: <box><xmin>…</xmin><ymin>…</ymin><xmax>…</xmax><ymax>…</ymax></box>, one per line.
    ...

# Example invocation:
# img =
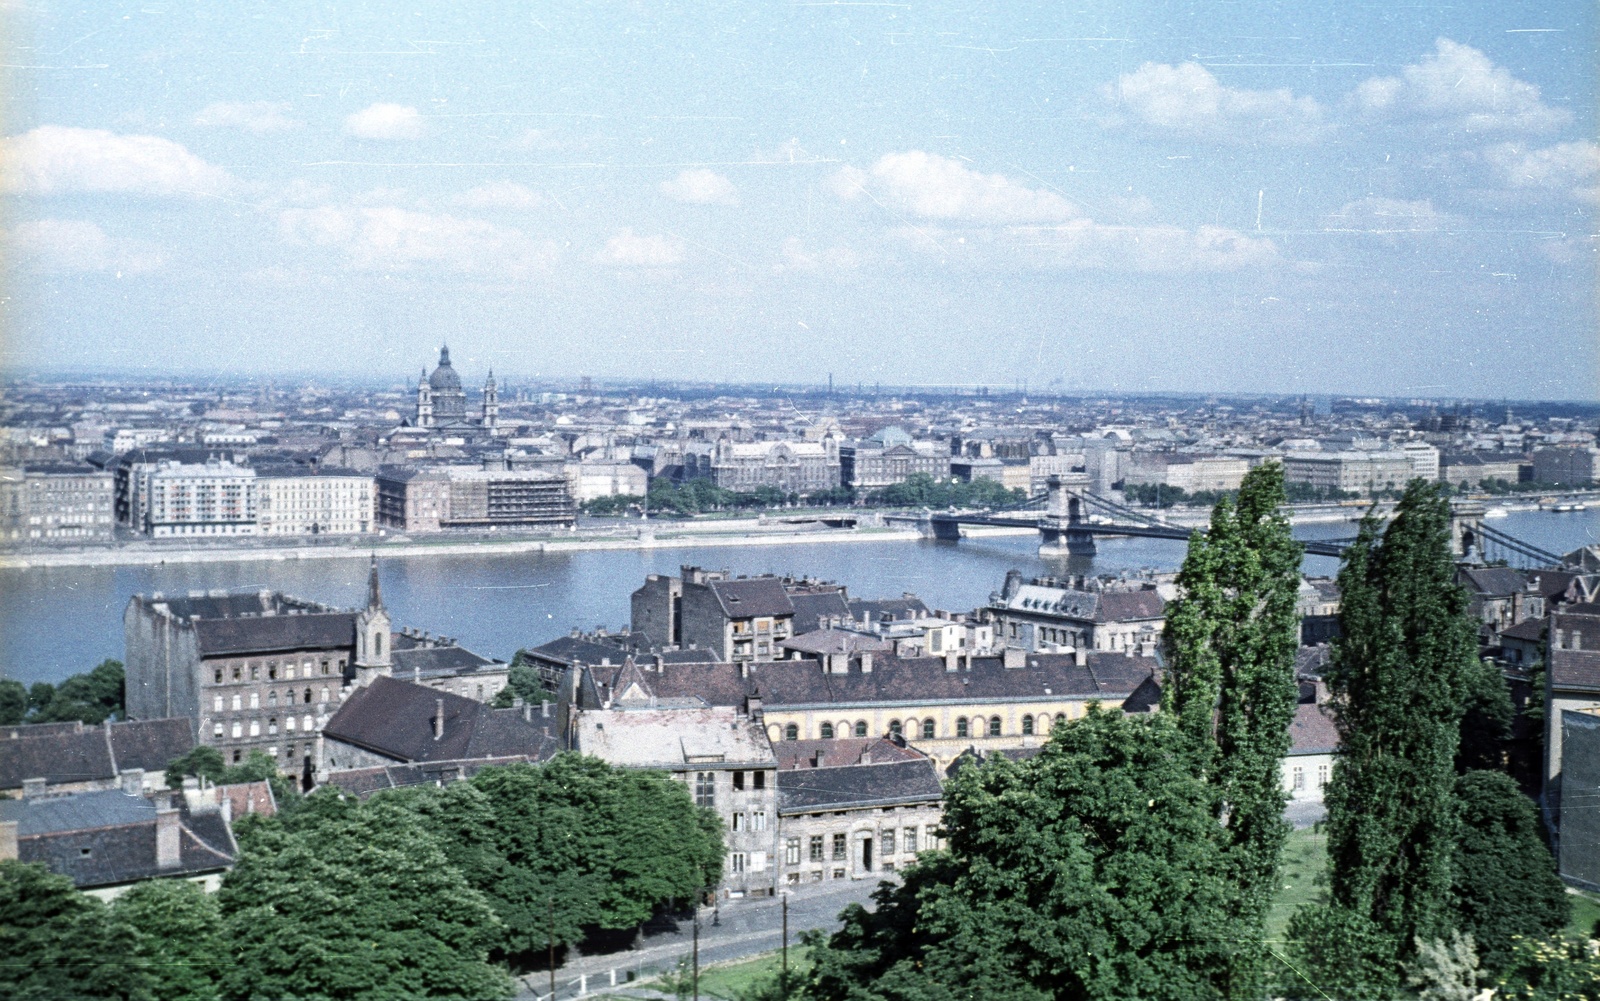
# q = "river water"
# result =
<box><xmin>3</xmin><ymin>507</ymin><xmax>1596</xmax><ymax>686</ymax></box>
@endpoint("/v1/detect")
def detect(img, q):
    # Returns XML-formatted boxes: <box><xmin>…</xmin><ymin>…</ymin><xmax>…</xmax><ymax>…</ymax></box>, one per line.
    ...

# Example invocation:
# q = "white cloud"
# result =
<box><xmin>344</xmin><ymin>103</ymin><xmax>425</xmax><ymax>140</ymax></box>
<box><xmin>841</xmin><ymin>151</ymin><xmax>1080</xmax><ymax>224</ymax></box>
<box><xmin>279</xmin><ymin>204</ymin><xmax>556</xmax><ymax>277</ymax></box>
<box><xmin>596</xmin><ymin>228</ymin><xmax>683</xmax><ymax>267</ymax></box>
<box><xmin>1483</xmin><ymin>141</ymin><xmax>1600</xmax><ymax>204</ymax></box>
<box><xmin>1324</xmin><ymin>197</ymin><xmax>1451</xmax><ymax>233</ymax></box>
<box><xmin>452</xmin><ymin>182</ymin><xmax>544</xmax><ymax>211</ymax></box>
<box><xmin>659</xmin><ymin>168</ymin><xmax>739</xmax><ymax>205</ymax></box>
<box><xmin>1353</xmin><ymin>39</ymin><xmax>1570</xmax><ymax>133</ymax></box>
<box><xmin>914</xmin><ymin>221</ymin><xmax>1279</xmax><ymax>273</ymax></box>
<box><xmin>10</xmin><ymin>219</ymin><xmax>165</xmax><ymax>273</ymax></box>
<box><xmin>776</xmin><ymin>236</ymin><xmax>860</xmax><ymax>273</ymax></box>
<box><xmin>1105</xmin><ymin>62</ymin><xmax>1325</xmax><ymax>142</ymax></box>
<box><xmin>2</xmin><ymin>126</ymin><xmax>235</xmax><ymax>198</ymax></box>
<box><xmin>193</xmin><ymin>101</ymin><xmax>298</xmax><ymax>133</ymax></box>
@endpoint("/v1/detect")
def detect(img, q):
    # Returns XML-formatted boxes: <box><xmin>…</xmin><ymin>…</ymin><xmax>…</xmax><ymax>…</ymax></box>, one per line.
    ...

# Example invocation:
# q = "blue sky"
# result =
<box><xmin>3</xmin><ymin>1</ymin><xmax>1595</xmax><ymax>398</ymax></box>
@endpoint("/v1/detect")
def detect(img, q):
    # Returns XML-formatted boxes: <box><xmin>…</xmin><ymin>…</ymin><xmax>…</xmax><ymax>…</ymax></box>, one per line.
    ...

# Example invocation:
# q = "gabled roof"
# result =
<box><xmin>391</xmin><ymin>644</ymin><xmax>501</xmax><ymax>680</ymax></box>
<box><xmin>781</xmin><ymin>630</ymin><xmax>893</xmax><ymax>657</ymax></box>
<box><xmin>773</xmin><ymin>736</ymin><xmax>925</xmax><ymax>771</ymax></box>
<box><xmin>776</xmin><ymin>758</ymin><xmax>944</xmax><ymax>814</ymax></box>
<box><xmin>525</xmin><ymin>635</ymin><xmax>633</xmax><ymax>668</ymax></box>
<box><xmin>322</xmin><ymin>676</ymin><xmax>560</xmax><ymax>764</ymax></box>
<box><xmin>1457</xmin><ymin>566</ymin><xmax>1528</xmax><ymax>598</ymax></box>
<box><xmin>707</xmin><ymin>577</ymin><xmax>794</xmax><ymax>619</ymax></box>
<box><xmin>787</xmin><ymin>590</ymin><xmax>852</xmax><ymax>634</ymax></box>
<box><xmin>0</xmin><ymin>790</ymin><xmax>235</xmax><ymax>889</ymax></box>
<box><xmin>0</xmin><ymin>718</ymin><xmax>196</xmax><ymax>792</ymax></box>
<box><xmin>1288</xmin><ymin>703</ymin><xmax>1340</xmax><ymax>756</ymax></box>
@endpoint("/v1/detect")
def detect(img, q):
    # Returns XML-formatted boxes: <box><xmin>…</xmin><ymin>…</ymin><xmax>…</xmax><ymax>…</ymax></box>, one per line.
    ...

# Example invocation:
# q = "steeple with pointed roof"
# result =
<box><xmin>353</xmin><ymin>555</ymin><xmax>391</xmax><ymax>686</ymax></box>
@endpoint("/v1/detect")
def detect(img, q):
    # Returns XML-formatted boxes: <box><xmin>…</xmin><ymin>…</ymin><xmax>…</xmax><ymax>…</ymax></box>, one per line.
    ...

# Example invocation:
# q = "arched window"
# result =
<box><xmin>956</xmin><ymin>717</ymin><xmax>969</xmax><ymax>738</ymax></box>
<box><xmin>1054</xmin><ymin>712</ymin><xmax>1066</xmax><ymax>727</ymax></box>
<box><xmin>1021</xmin><ymin>715</ymin><xmax>1034</xmax><ymax>736</ymax></box>
<box><xmin>784</xmin><ymin>723</ymin><xmax>799</xmax><ymax>741</ymax></box>
<box><xmin>854</xmin><ymin>721</ymin><xmax>868</xmax><ymax>738</ymax></box>
<box><xmin>988</xmin><ymin>716</ymin><xmax>1002</xmax><ymax>737</ymax></box>
<box><xmin>921</xmin><ymin>719</ymin><xmax>935</xmax><ymax>739</ymax></box>
<box><xmin>821</xmin><ymin>722</ymin><xmax>834</xmax><ymax>739</ymax></box>
<box><xmin>304</xmin><ymin>688</ymin><xmax>313</xmax><ymax>704</ymax></box>
<box><xmin>888</xmin><ymin>720</ymin><xmax>902</xmax><ymax>737</ymax></box>
<box><xmin>267</xmin><ymin>690</ymin><xmax>278</xmax><ymax>707</ymax></box>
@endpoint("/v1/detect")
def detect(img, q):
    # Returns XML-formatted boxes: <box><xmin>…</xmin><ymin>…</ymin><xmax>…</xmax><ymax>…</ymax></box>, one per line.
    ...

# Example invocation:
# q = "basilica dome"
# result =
<box><xmin>429</xmin><ymin>346</ymin><xmax>463</xmax><ymax>391</ymax></box>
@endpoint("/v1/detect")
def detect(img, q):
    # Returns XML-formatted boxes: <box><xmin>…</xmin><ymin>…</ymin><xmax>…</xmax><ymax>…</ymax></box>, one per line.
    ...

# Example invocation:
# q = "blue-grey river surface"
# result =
<box><xmin>3</xmin><ymin>507</ymin><xmax>1596</xmax><ymax>686</ymax></box>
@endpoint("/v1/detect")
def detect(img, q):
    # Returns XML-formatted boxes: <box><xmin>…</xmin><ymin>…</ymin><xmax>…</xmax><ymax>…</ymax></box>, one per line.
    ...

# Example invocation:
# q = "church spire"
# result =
<box><xmin>366</xmin><ymin>554</ymin><xmax>383</xmax><ymax>611</ymax></box>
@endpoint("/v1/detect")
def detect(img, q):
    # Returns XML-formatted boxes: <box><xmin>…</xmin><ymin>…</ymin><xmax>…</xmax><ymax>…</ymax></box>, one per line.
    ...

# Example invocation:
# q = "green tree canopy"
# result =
<box><xmin>1289</xmin><ymin>481</ymin><xmax>1480</xmax><ymax>995</ymax></box>
<box><xmin>0</xmin><ymin>678</ymin><xmax>26</xmax><ymax>725</ymax></box>
<box><xmin>0</xmin><ymin>860</ymin><xmax>153</xmax><ymax>1001</ymax></box>
<box><xmin>805</xmin><ymin>708</ymin><xmax>1236</xmax><ymax>1001</ymax></box>
<box><xmin>110</xmin><ymin>879</ymin><xmax>222</xmax><ymax>1001</ymax></box>
<box><xmin>20</xmin><ymin>660</ymin><xmax>125</xmax><ymax>724</ymax></box>
<box><xmin>1449</xmin><ymin>770</ymin><xmax>1569</xmax><ymax>973</ymax></box>
<box><xmin>389</xmin><ymin>755</ymin><xmax>723</xmax><ymax>964</ymax></box>
<box><xmin>1162</xmin><ymin>461</ymin><xmax>1304</xmax><ymax>994</ymax></box>
<box><xmin>218</xmin><ymin>791</ymin><xmax>511</xmax><ymax>1000</ymax></box>
<box><xmin>489</xmin><ymin>659</ymin><xmax>548</xmax><ymax>708</ymax></box>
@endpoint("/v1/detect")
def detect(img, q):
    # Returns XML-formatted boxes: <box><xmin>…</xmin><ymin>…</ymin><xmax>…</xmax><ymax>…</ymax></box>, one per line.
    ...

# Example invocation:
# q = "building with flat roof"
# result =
<box><xmin>0</xmin><ymin>463</ymin><xmax>114</xmax><ymax>543</ymax></box>
<box><xmin>141</xmin><ymin>457</ymin><xmax>257</xmax><ymax>537</ymax></box>
<box><xmin>255</xmin><ymin>466</ymin><xmax>374</xmax><ymax>535</ymax></box>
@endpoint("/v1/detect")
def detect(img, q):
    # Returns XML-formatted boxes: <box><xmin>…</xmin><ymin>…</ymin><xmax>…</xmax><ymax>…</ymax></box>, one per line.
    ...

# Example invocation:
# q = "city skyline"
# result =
<box><xmin>3</xmin><ymin>1</ymin><xmax>1596</xmax><ymax>399</ymax></box>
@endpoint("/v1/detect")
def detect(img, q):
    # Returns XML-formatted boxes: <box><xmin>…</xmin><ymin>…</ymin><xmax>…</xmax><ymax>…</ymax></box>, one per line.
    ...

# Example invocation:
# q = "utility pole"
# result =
<box><xmin>548</xmin><ymin>896</ymin><xmax>556</xmax><ymax>1001</ymax></box>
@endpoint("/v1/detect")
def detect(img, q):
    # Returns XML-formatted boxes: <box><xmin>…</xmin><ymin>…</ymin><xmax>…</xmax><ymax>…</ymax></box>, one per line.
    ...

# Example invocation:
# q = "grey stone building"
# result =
<box><xmin>633</xmin><ymin>567</ymin><xmax>797</xmax><ymax>663</ymax></box>
<box><xmin>0</xmin><ymin>718</ymin><xmax>195</xmax><ymax>798</ymax></box>
<box><xmin>773</xmin><ymin>737</ymin><xmax>944</xmax><ymax>885</ymax></box>
<box><xmin>988</xmin><ymin>571</ymin><xmax>1167</xmax><ymax>654</ymax></box>
<box><xmin>839</xmin><ymin>441</ymin><xmax>951</xmax><ymax>491</ymax></box>
<box><xmin>0</xmin><ymin>463</ymin><xmax>115</xmax><ymax>543</ymax></box>
<box><xmin>375</xmin><ymin>464</ymin><xmax>574</xmax><ymax>531</ymax></box>
<box><xmin>1558</xmin><ymin>709</ymin><xmax>1599</xmax><ymax>890</ymax></box>
<box><xmin>709</xmin><ymin>438</ymin><xmax>841</xmax><ymax>494</ymax></box>
<box><xmin>572</xmin><ymin>703</ymin><xmax>779</xmax><ymax>898</ymax></box>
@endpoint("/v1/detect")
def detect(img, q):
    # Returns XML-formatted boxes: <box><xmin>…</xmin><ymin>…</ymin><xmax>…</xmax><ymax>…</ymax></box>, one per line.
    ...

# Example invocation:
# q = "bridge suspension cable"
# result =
<box><xmin>1475</xmin><ymin>523</ymin><xmax>1564</xmax><ymax>568</ymax></box>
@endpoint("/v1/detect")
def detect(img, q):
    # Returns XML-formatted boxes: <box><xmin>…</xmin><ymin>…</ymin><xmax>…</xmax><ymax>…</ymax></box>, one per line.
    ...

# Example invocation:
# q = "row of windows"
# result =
<box><xmin>211</xmin><ymin>715</ymin><xmax>316</xmax><ymax>739</ymax></box>
<box><xmin>212</xmin><ymin>659</ymin><xmax>340</xmax><ymax>684</ymax></box>
<box><xmin>213</xmin><ymin>688</ymin><xmax>330</xmax><ymax>711</ymax></box>
<box><xmin>1290</xmin><ymin>764</ymin><xmax>1330</xmax><ymax>791</ymax></box>
<box><xmin>729</xmin><ymin>811</ymin><xmax>768</xmax><ymax>833</ymax></box>
<box><xmin>783</xmin><ymin>712</ymin><xmax>1070</xmax><ymax>742</ymax></box>
<box><xmin>785</xmin><ymin>826</ymin><xmax>928</xmax><ymax>865</ymax></box>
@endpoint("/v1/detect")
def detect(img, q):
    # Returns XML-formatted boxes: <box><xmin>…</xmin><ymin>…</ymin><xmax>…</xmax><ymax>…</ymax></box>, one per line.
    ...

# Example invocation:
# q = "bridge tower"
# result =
<box><xmin>1039</xmin><ymin>475</ymin><xmax>1097</xmax><ymax>556</ymax></box>
<box><xmin>1450</xmin><ymin>499</ymin><xmax>1486</xmax><ymax>562</ymax></box>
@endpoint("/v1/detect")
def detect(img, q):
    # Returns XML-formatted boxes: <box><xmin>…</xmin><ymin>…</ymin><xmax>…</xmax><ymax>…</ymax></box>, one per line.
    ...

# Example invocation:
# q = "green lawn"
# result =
<box><xmin>1569</xmin><ymin>888</ymin><xmax>1600</xmax><ymax>938</ymax></box>
<box><xmin>1266</xmin><ymin>824</ymin><xmax>1329</xmax><ymax>945</ymax></box>
<box><xmin>644</xmin><ymin>947</ymin><xmax>811</xmax><ymax>1000</ymax></box>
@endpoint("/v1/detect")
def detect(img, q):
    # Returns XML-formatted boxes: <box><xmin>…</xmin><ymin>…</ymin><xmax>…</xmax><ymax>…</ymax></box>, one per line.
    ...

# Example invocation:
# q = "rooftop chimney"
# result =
<box><xmin>860</xmin><ymin>652</ymin><xmax>873</xmax><ymax>674</ymax></box>
<box><xmin>120</xmin><ymin>768</ymin><xmax>144</xmax><ymax>797</ymax></box>
<box><xmin>1074</xmin><ymin>647</ymin><xmax>1087</xmax><ymax>667</ymax></box>
<box><xmin>541</xmin><ymin>700</ymin><xmax>551</xmax><ymax>718</ymax></box>
<box><xmin>1003</xmin><ymin>647</ymin><xmax>1026</xmax><ymax>669</ymax></box>
<box><xmin>21</xmin><ymin>777</ymin><xmax>46</xmax><ymax>799</ymax></box>
<box><xmin>433</xmin><ymin>698</ymin><xmax>445</xmax><ymax>741</ymax></box>
<box><xmin>155</xmin><ymin>796</ymin><xmax>181</xmax><ymax>869</ymax></box>
<box><xmin>0</xmin><ymin>820</ymin><xmax>16</xmax><ymax>862</ymax></box>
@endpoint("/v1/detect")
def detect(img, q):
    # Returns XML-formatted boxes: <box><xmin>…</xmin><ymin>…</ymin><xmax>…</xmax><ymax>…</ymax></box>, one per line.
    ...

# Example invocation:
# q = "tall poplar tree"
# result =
<box><xmin>1163</xmin><ymin>461</ymin><xmax>1304</xmax><ymax>994</ymax></box>
<box><xmin>1289</xmin><ymin>481</ymin><xmax>1478</xmax><ymax>996</ymax></box>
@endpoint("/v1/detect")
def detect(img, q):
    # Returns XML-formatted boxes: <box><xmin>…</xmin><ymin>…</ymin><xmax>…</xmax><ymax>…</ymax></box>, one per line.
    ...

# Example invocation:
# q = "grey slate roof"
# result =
<box><xmin>0</xmin><ymin>789</ymin><xmax>235</xmax><ymax>889</ymax></box>
<box><xmin>1295</xmin><ymin>645</ymin><xmax>1332</xmax><ymax>678</ymax></box>
<box><xmin>708</xmin><ymin>577</ymin><xmax>795</xmax><ymax>619</ymax></box>
<box><xmin>0</xmin><ymin>718</ymin><xmax>196</xmax><ymax>792</ymax></box>
<box><xmin>781</xmin><ymin>630</ymin><xmax>893</xmax><ymax>657</ymax></box>
<box><xmin>1288</xmin><ymin>703</ymin><xmax>1340</xmax><ymax>756</ymax></box>
<box><xmin>1458</xmin><ymin>566</ymin><xmax>1529</xmax><ymax>598</ymax></box>
<box><xmin>391</xmin><ymin>644</ymin><xmax>501</xmax><ymax>680</ymax></box>
<box><xmin>777</xmin><ymin>758</ymin><xmax>944</xmax><ymax>814</ymax></box>
<box><xmin>848</xmin><ymin>597</ymin><xmax>932</xmax><ymax>623</ymax></box>
<box><xmin>322</xmin><ymin>676</ymin><xmax>560</xmax><ymax>764</ymax></box>
<box><xmin>773</xmin><ymin>736</ymin><xmax>925</xmax><ymax>771</ymax></box>
<box><xmin>526</xmin><ymin>635</ymin><xmax>634</xmax><ymax>668</ymax></box>
<box><xmin>584</xmin><ymin>652</ymin><xmax>1161</xmax><ymax>712</ymax></box>
<box><xmin>321</xmin><ymin>756</ymin><xmax>535</xmax><ymax>798</ymax></box>
<box><xmin>193</xmin><ymin>612</ymin><xmax>357</xmax><ymax>656</ymax></box>
<box><xmin>788</xmin><ymin>590</ymin><xmax>852</xmax><ymax>634</ymax></box>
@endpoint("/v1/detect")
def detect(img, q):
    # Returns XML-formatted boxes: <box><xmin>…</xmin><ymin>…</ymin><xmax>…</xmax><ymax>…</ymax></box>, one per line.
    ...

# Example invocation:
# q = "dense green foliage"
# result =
<box><xmin>1288</xmin><ymin>481</ymin><xmax>1481</xmax><ymax>995</ymax></box>
<box><xmin>0</xmin><ymin>861</ymin><xmax>153</xmax><ymax>1001</ymax></box>
<box><xmin>864</xmin><ymin>472</ymin><xmax>1026</xmax><ymax>509</ymax></box>
<box><xmin>1123</xmin><ymin>483</ymin><xmax>1243</xmax><ymax>508</ymax></box>
<box><xmin>1495</xmin><ymin>935</ymin><xmax>1600</xmax><ymax>999</ymax></box>
<box><xmin>1162</xmin><ymin>462</ymin><xmax>1304</xmax><ymax>995</ymax></box>
<box><xmin>220</xmin><ymin>791</ymin><xmax>512</xmax><ymax>1000</ymax></box>
<box><xmin>111</xmin><ymin>880</ymin><xmax>223</xmax><ymax>1001</ymax></box>
<box><xmin>1449</xmin><ymin>770</ymin><xmax>1569</xmax><ymax>973</ymax></box>
<box><xmin>806</xmin><ymin>708</ymin><xmax>1237</xmax><ymax>1001</ymax></box>
<box><xmin>6</xmin><ymin>660</ymin><xmax>125</xmax><ymax>725</ymax></box>
<box><xmin>164</xmin><ymin>748</ymin><xmax>298</xmax><ymax>804</ymax></box>
<box><xmin>490</xmin><ymin>657</ymin><xmax>550</xmax><ymax>708</ymax></box>
<box><xmin>582</xmin><ymin>492</ymin><xmax>645</xmax><ymax>515</ymax></box>
<box><xmin>0</xmin><ymin>678</ymin><xmax>25</xmax><ymax>725</ymax></box>
<box><xmin>390</xmin><ymin>754</ymin><xmax>724</xmax><ymax>964</ymax></box>
<box><xmin>1456</xmin><ymin>656</ymin><xmax>1515</xmax><ymax>773</ymax></box>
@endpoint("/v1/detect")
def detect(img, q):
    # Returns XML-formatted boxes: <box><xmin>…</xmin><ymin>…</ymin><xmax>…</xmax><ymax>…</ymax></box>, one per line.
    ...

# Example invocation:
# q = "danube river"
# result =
<box><xmin>3</xmin><ymin>507</ymin><xmax>1596</xmax><ymax>686</ymax></box>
